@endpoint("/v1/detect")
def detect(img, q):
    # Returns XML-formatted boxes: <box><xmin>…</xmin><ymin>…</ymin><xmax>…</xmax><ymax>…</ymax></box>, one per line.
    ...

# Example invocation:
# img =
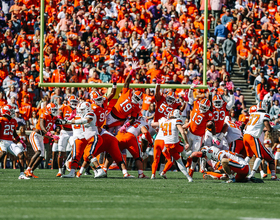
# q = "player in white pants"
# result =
<box><xmin>0</xmin><ymin>105</ymin><xmax>29</xmax><ymax>179</ymax></box>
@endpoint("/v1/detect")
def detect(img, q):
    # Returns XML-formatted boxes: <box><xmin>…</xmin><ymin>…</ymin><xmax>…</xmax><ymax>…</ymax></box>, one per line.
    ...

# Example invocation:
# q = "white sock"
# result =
<box><xmin>70</xmin><ymin>169</ymin><xmax>75</xmax><ymax>175</ymax></box>
<box><xmin>79</xmin><ymin>167</ymin><xmax>85</xmax><ymax>174</ymax></box>
<box><xmin>138</xmin><ymin>170</ymin><xmax>143</xmax><ymax>175</ymax></box>
<box><xmin>260</xmin><ymin>170</ymin><xmax>265</xmax><ymax>176</ymax></box>
<box><xmin>245</xmin><ymin>157</ymin><xmax>251</xmax><ymax>163</ymax></box>
<box><xmin>103</xmin><ymin>167</ymin><xmax>108</xmax><ymax>171</ymax></box>
<box><xmin>181</xmin><ymin>150</ymin><xmax>192</xmax><ymax>160</ymax></box>
<box><xmin>176</xmin><ymin>158</ymin><xmax>192</xmax><ymax>179</ymax></box>
<box><xmin>249</xmin><ymin>170</ymin><xmax>256</xmax><ymax>178</ymax></box>
<box><xmin>30</xmin><ymin>170</ymin><xmax>33</xmax><ymax>173</ymax></box>
<box><xmin>122</xmin><ymin>169</ymin><xmax>128</xmax><ymax>175</ymax></box>
<box><xmin>58</xmin><ymin>168</ymin><xmax>62</xmax><ymax>174</ymax></box>
<box><xmin>252</xmin><ymin>158</ymin><xmax>262</xmax><ymax>172</ymax></box>
<box><xmin>27</xmin><ymin>167</ymin><xmax>31</xmax><ymax>170</ymax></box>
<box><xmin>191</xmin><ymin>161</ymin><xmax>197</xmax><ymax>170</ymax></box>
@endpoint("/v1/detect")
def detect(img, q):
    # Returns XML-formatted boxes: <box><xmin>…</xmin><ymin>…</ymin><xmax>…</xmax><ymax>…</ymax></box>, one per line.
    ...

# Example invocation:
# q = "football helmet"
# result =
<box><xmin>131</xmin><ymin>90</ymin><xmax>143</xmax><ymax>104</ymax></box>
<box><xmin>199</xmin><ymin>99</ymin><xmax>211</xmax><ymax>113</ymax></box>
<box><xmin>91</xmin><ymin>91</ymin><xmax>104</xmax><ymax>106</ymax></box>
<box><xmin>168</xmin><ymin>109</ymin><xmax>182</xmax><ymax>119</ymax></box>
<box><xmin>205</xmin><ymin>146</ymin><xmax>220</xmax><ymax>160</ymax></box>
<box><xmin>68</xmin><ymin>95</ymin><xmax>78</xmax><ymax>109</ymax></box>
<box><xmin>46</xmin><ymin>103</ymin><xmax>58</xmax><ymax>117</ymax></box>
<box><xmin>257</xmin><ymin>101</ymin><xmax>268</xmax><ymax>112</ymax></box>
<box><xmin>166</xmin><ymin>91</ymin><xmax>176</xmax><ymax>105</ymax></box>
<box><xmin>249</xmin><ymin>105</ymin><xmax>257</xmax><ymax>114</ymax></box>
<box><xmin>1</xmin><ymin>105</ymin><xmax>13</xmax><ymax>117</ymax></box>
<box><xmin>77</xmin><ymin>102</ymin><xmax>91</xmax><ymax>117</ymax></box>
<box><xmin>213</xmin><ymin>95</ymin><xmax>224</xmax><ymax>109</ymax></box>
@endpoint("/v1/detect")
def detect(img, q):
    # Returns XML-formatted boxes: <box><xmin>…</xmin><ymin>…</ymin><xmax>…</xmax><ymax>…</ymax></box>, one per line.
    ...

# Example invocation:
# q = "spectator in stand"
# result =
<box><xmin>29</xmin><ymin>111</ymin><xmax>38</xmax><ymax>130</ymax></box>
<box><xmin>222</xmin><ymin>33</ymin><xmax>237</xmax><ymax>73</ymax></box>
<box><xmin>234</xmin><ymin>87</ymin><xmax>245</xmax><ymax>117</ymax></box>
<box><xmin>207</xmin><ymin>64</ymin><xmax>220</xmax><ymax>83</ymax></box>
<box><xmin>2</xmin><ymin>72</ymin><xmax>19</xmax><ymax>93</ymax></box>
<box><xmin>221</xmin><ymin>9</ymin><xmax>233</xmax><ymax>25</ymax></box>
<box><xmin>144</xmin><ymin>103</ymin><xmax>155</xmax><ymax>123</ymax></box>
<box><xmin>142</xmin><ymin>88</ymin><xmax>156</xmax><ymax>115</ymax></box>
<box><xmin>14</xmin><ymin>109</ymin><xmax>26</xmax><ymax>129</ymax></box>
<box><xmin>273</xmin><ymin>87</ymin><xmax>280</xmax><ymax>103</ymax></box>
<box><xmin>237</xmin><ymin>41</ymin><xmax>250</xmax><ymax>68</ymax></box>
<box><xmin>264</xmin><ymin>88</ymin><xmax>275</xmax><ymax>109</ymax></box>
<box><xmin>214</xmin><ymin>19</ymin><xmax>227</xmax><ymax>44</ymax></box>
<box><xmin>269</xmin><ymin>100</ymin><xmax>280</xmax><ymax>121</ymax></box>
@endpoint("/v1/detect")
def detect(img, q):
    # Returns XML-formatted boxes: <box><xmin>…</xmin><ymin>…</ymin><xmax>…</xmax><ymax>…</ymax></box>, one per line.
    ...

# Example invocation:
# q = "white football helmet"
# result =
<box><xmin>168</xmin><ymin>109</ymin><xmax>182</xmax><ymax>119</ymax></box>
<box><xmin>91</xmin><ymin>91</ymin><xmax>104</xmax><ymax>106</ymax></box>
<box><xmin>205</xmin><ymin>146</ymin><xmax>220</xmax><ymax>161</ymax></box>
<box><xmin>77</xmin><ymin>102</ymin><xmax>91</xmax><ymax>117</ymax></box>
<box><xmin>166</xmin><ymin>91</ymin><xmax>176</xmax><ymax>105</ymax></box>
<box><xmin>68</xmin><ymin>95</ymin><xmax>78</xmax><ymax>109</ymax></box>
<box><xmin>131</xmin><ymin>90</ymin><xmax>143</xmax><ymax>104</ymax></box>
<box><xmin>213</xmin><ymin>95</ymin><xmax>224</xmax><ymax>109</ymax></box>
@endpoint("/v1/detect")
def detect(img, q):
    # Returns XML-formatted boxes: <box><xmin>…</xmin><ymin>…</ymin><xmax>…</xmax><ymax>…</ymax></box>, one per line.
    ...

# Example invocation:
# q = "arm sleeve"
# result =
<box><xmin>226</xmin><ymin>94</ymin><xmax>235</xmax><ymax>110</ymax></box>
<box><xmin>188</xmin><ymin>89</ymin><xmax>195</xmax><ymax>105</ymax></box>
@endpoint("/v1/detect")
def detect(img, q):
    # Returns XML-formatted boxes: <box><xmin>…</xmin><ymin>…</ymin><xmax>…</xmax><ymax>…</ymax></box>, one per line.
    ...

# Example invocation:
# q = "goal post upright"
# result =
<box><xmin>38</xmin><ymin>0</ymin><xmax>209</xmax><ymax>90</ymax></box>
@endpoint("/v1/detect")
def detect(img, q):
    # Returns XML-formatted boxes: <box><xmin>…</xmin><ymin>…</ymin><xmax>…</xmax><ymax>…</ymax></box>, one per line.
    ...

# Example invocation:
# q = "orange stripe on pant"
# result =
<box><xmin>151</xmin><ymin>139</ymin><xmax>173</xmax><ymax>175</ymax></box>
<box><xmin>30</xmin><ymin>132</ymin><xmax>39</xmax><ymax>152</ymax></box>
<box><xmin>83</xmin><ymin>135</ymin><xmax>103</xmax><ymax>162</ymax></box>
<box><xmin>243</xmin><ymin>134</ymin><xmax>274</xmax><ymax>161</ymax></box>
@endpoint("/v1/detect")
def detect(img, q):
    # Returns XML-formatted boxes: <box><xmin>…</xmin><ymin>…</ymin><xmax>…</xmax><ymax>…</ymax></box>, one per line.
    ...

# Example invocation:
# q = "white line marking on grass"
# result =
<box><xmin>240</xmin><ymin>218</ymin><xmax>280</xmax><ymax>220</ymax></box>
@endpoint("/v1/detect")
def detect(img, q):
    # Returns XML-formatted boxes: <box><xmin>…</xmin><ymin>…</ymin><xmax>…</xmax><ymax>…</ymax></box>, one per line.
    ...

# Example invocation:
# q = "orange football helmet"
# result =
<box><xmin>199</xmin><ymin>98</ymin><xmax>211</xmax><ymax>113</ymax></box>
<box><xmin>166</xmin><ymin>91</ymin><xmax>176</xmax><ymax>105</ymax></box>
<box><xmin>68</xmin><ymin>95</ymin><xmax>78</xmax><ymax>109</ymax></box>
<box><xmin>249</xmin><ymin>105</ymin><xmax>257</xmax><ymax>114</ymax></box>
<box><xmin>46</xmin><ymin>103</ymin><xmax>58</xmax><ymax>116</ymax></box>
<box><xmin>1</xmin><ymin>105</ymin><xmax>14</xmax><ymax>117</ymax></box>
<box><xmin>212</xmin><ymin>94</ymin><xmax>224</xmax><ymax>108</ymax></box>
<box><xmin>132</xmin><ymin>90</ymin><xmax>143</xmax><ymax>104</ymax></box>
<box><xmin>91</xmin><ymin>91</ymin><xmax>104</xmax><ymax>106</ymax></box>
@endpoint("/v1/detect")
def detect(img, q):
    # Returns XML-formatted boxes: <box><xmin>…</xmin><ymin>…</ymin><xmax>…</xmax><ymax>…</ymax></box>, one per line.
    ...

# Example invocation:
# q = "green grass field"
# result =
<box><xmin>0</xmin><ymin>170</ymin><xmax>279</xmax><ymax>220</ymax></box>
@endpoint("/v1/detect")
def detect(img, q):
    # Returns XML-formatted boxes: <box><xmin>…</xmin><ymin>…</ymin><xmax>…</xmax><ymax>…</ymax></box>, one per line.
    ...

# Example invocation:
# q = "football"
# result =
<box><xmin>206</xmin><ymin>121</ymin><xmax>214</xmax><ymax>129</ymax></box>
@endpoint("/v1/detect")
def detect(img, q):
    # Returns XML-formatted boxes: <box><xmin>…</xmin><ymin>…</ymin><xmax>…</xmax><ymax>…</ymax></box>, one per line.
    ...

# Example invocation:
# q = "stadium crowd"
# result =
<box><xmin>1</xmin><ymin>0</ymin><xmax>280</xmax><ymax>178</ymax></box>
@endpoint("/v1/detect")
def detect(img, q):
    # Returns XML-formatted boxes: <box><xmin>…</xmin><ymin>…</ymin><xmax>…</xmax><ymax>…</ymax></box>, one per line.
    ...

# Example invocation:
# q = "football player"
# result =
<box><xmin>105</xmin><ymin>62</ymin><xmax>142</xmax><ymax>135</ymax></box>
<box><xmin>62</xmin><ymin>102</ymin><xmax>105</xmax><ymax>178</ymax></box>
<box><xmin>199</xmin><ymin>146</ymin><xmax>249</xmax><ymax>183</ymax></box>
<box><xmin>0</xmin><ymin>105</ymin><xmax>29</xmax><ymax>179</ymax></box>
<box><xmin>152</xmin><ymin>109</ymin><xmax>193</xmax><ymax>181</ymax></box>
<box><xmin>186</xmin><ymin>86</ymin><xmax>215</xmax><ymax>176</ymax></box>
<box><xmin>111</xmin><ymin>117</ymin><xmax>153</xmax><ymax>178</ymax></box>
<box><xmin>56</xmin><ymin>95</ymin><xmax>78</xmax><ymax>177</ymax></box>
<box><xmin>243</xmin><ymin>101</ymin><xmax>279</xmax><ymax>180</ymax></box>
<box><xmin>204</xmin><ymin>91</ymin><xmax>234</xmax><ymax>150</ymax></box>
<box><xmin>25</xmin><ymin>103</ymin><xmax>60</xmax><ymax>178</ymax></box>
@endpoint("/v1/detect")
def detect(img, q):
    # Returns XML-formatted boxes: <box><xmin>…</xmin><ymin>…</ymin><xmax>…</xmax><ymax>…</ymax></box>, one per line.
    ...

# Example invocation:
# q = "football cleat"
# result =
<box><xmin>56</xmin><ymin>173</ymin><xmax>62</xmax><ymax>177</ymax></box>
<box><xmin>24</xmin><ymin>169</ymin><xmax>30</xmax><ymax>175</ymax></box>
<box><xmin>188</xmin><ymin>168</ymin><xmax>194</xmax><ymax>177</ymax></box>
<box><xmin>61</xmin><ymin>173</ymin><xmax>75</xmax><ymax>178</ymax></box>
<box><xmin>188</xmin><ymin>176</ymin><xmax>193</xmax><ymax>182</ymax></box>
<box><xmin>138</xmin><ymin>173</ymin><xmax>149</xmax><ymax>179</ymax></box>
<box><xmin>185</xmin><ymin>157</ymin><xmax>192</xmax><ymax>168</ymax></box>
<box><xmin>123</xmin><ymin>173</ymin><xmax>135</xmax><ymax>178</ymax></box>
<box><xmin>226</xmin><ymin>177</ymin><xmax>236</xmax><ymax>183</ymax></box>
<box><xmin>220</xmin><ymin>174</ymin><xmax>229</xmax><ymax>180</ymax></box>
<box><xmin>18</xmin><ymin>174</ymin><xmax>30</xmax><ymax>180</ymax></box>
<box><xmin>203</xmin><ymin>174</ymin><xmax>212</xmax><ymax>180</ymax></box>
<box><xmin>271</xmin><ymin>175</ymin><xmax>280</xmax><ymax>181</ymax></box>
<box><xmin>160</xmin><ymin>171</ymin><xmax>167</xmax><ymax>179</ymax></box>
<box><xmin>261</xmin><ymin>173</ymin><xmax>267</xmax><ymax>179</ymax></box>
<box><xmin>151</xmin><ymin>174</ymin><xmax>156</xmax><ymax>179</ymax></box>
<box><xmin>94</xmin><ymin>168</ymin><xmax>107</xmax><ymax>178</ymax></box>
<box><xmin>199</xmin><ymin>169</ymin><xmax>205</xmax><ymax>173</ymax></box>
<box><xmin>25</xmin><ymin>170</ymin><xmax>38</xmax><ymax>178</ymax></box>
<box><xmin>76</xmin><ymin>172</ymin><xmax>82</xmax><ymax>178</ymax></box>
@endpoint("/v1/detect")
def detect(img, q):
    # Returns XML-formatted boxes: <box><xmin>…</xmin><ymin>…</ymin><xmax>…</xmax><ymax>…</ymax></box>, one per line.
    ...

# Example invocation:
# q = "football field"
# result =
<box><xmin>0</xmin><ymin>170</ymin><xmax>279</xmax><ymax>220</ymax></box>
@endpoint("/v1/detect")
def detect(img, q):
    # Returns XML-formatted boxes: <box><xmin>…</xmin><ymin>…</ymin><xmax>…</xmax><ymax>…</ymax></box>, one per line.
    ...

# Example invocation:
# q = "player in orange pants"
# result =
<box><xmin>151</xmin><ymin>139</ymin><xmax>173</xmax><ymax>177</ymax></box>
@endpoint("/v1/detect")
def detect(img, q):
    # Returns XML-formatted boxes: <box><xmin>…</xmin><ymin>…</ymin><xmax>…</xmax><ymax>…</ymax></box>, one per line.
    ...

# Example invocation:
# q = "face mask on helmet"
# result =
<box><xmin>94</xmin><ymin>97</ymin><xmax>104</xmax><ymax>106</ymax></box>
<box><xmin>70</xmin><ymin>99</ymin><xmax>78</xmax><ymax>109</ymax></box>
<box><xmin>166</xmin><ymin>96</ymin><xmax>175</xmax><ymax>105</ymax></box>
<box><xmin>131</xmin><ymin>92</ymin><xmax>142</xmax><ymax>104</ymax></box>
<box><xmin>213</xmin><ymin>99</ymin><xmax>223</xmax><ymax>108</ymax></box>
<box><xmin>51</xmin><ymin>107</ymin><xmax>58</xmax><ymax>117</ymax></box>
<box><xmin>199</xmin><ymin>104</ymin><xmax>209</xmax><ymax>113</ymax></box>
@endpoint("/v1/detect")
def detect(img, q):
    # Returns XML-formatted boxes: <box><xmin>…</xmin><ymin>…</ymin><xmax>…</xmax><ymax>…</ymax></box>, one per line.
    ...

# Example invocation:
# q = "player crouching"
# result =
<box><xmin>0</xmin><ymin>105</ymin><xmax>29</xmax><ymax>179</ymax></box>
<box><xmin>192</xmin><ymin>146</ymin><xmax>251</xmax><ymax>183</ymax></box>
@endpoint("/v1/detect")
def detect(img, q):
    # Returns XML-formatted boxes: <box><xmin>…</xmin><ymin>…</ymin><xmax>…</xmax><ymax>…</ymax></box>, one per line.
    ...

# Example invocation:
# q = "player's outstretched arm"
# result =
<box><xmin>151</xmin><ymin>122</ymin><xmax>159</xmax><ymax>128</ymax></box>
<box><xmin>226</xmin><ymin>90</ymin><xmax>235</xmax><ymax>110</ymax></box>
<box><xmin>155</xmin><ymin>83</ymin><xmax>161</xmax><ymax>102</ymax></box>
<box><xmin>140</xmin><ymin>126</ymin><xmax>153</xmax><ymax>145</ymax></box>
<box><xmin>124</xmin><ymin>61</ymin><xmax>139</xmax><ymax>89</ymax></box>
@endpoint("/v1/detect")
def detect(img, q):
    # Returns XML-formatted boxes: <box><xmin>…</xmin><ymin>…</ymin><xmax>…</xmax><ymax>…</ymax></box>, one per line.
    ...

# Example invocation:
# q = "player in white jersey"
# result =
<box><xmin>200</xmin><ymin>146</ymin><xmax>249</xmax><ymax>183</ymax></box>
<box><xmin>152</xmin><ymin>109</ymin><xmax>193</xmax><ymax>181</ymax></box>
<box><xmin>62</xmin><ymin>102</ymin><xmax>105</xmax><ymax>178</ymax></box>
<box><xmin>114</xmin><ymin>117</ymin><xmax>153</xmax><ymax>178</ymax></box>
<box><xmin>243</xmin><ymin>102</ymin><xmax>278</xmax><ymax>180</ymax></box>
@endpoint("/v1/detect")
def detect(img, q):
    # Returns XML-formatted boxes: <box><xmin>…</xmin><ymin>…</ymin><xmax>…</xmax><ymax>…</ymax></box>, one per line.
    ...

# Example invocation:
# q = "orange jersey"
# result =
<box><xmin>189</xmin><ymin>101</ymin><xmax>214</xmax><ymax>136</ymax></box>
<box><xmin>212</xmin><ymin>102</ymin><xmax>228</xmax><ymax>134</ymax></box>
<box><xmin>111</xmin><ymin>88</ymin><xmax>141</xmax><ymax>120</ymax></box>
<box><xmin>154</xmin><ymin>95</ymin><xmax>181</xmax><ymax>122</ymax></box>
<box><xmin>91</xmin><ymin>97</ymin><xmax>109</xmax><ymax>127</ymax></box>
<box><xmin>0</xmin><ymin>117</ymin><xmax>17</xmax><ymax>141</ymax></box>
<box><xmin>61</xmin><ymin>105</ymin><xmax>73</xmax><ymax>129</ymax></box>
<box><xmin>142</xmin><ymin>94</ymin><xmax>156</xmax><ymax>111</ymax></box>
<box><xmin>35</xmin><ymin>112</ymin><xmax>57</xmax><ymax>132</ymax></box>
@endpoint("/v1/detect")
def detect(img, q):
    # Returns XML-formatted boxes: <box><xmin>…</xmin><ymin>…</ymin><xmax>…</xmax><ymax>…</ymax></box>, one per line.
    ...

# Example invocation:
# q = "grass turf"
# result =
<box><xmin>0</xmin><ymin>170</ymin><xmax>279</xmax><ymax>220</ymax></box>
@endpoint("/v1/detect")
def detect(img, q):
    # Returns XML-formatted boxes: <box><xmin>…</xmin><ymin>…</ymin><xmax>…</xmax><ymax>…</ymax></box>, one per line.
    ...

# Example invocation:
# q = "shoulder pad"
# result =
<box><xmin>85</xmin><ymin>112</ymin><xmax>96</xmax><ymax>119</ymax></box>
